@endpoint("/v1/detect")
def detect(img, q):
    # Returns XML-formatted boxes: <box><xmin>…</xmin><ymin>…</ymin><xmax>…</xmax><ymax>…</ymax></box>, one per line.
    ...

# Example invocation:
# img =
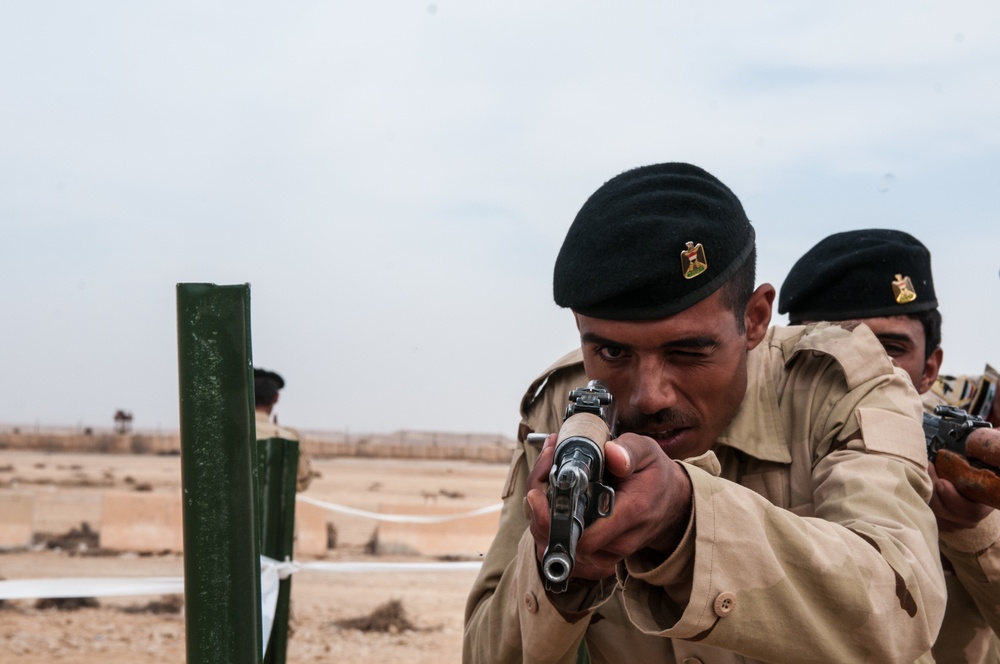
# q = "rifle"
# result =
<box><xmin>533</xmin><ymin>380</ymin><xmax>617</xmax><ymax>593</ymax></box>
<box><xmin>924</xmin><ymin>405</ymin><xmax>1000</xmax><ymax>510</ymax></box>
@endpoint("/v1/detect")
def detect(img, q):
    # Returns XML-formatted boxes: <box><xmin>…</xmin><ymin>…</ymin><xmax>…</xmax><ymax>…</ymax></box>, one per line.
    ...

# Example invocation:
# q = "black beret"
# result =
<box><xmin>553</xmin><ymin>162</ymin><xmax>756</xmax><ymax>320</ymax></box>
<box><xmin>253</xmin><ymin>368</ymin><xmax>285</xmax><ymax>400</ymax></box>
<box><xmin>778</xmin><ymin>229</ymin><xmax>938</xmax><ymax>323</ymax></box>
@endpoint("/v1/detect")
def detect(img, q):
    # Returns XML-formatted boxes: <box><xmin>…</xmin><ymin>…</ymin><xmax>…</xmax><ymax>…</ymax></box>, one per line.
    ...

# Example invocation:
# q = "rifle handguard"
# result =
<box><xmin>541</xmin><ymin>381</ymin><xmax>616</xmax><ymax>593</ymax></box>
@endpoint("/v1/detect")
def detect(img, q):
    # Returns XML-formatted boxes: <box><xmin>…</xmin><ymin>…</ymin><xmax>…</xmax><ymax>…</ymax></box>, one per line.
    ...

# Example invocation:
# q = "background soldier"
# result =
<box><xmin>254</xmin><ymin>367</ymin><xmax>312</xmax><ymax>492</ymax></box>
<box><xmin>778</xmin><ymin>228</ymin><xmax>1000</xmax><ymax>664</ymax></box>
<box><xmin>927</xmin><ymin>368</ymin><xmax>999</xmax><ymax>431</ymax></box>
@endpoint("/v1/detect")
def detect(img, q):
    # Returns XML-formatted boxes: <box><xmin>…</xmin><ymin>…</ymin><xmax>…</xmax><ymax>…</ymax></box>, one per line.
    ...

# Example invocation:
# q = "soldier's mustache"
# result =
<box><xmin>617</xmin><ymin>409</ymin><xmax>697</xmax><ymax>434</ymax></box>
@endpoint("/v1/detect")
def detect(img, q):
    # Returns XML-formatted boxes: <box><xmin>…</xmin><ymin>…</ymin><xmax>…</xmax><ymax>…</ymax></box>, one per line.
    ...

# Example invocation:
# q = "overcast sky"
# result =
<box><xmin>2</xmin><ymin>2</ymin><xmax>998</xmax><ymax>437</ymax></box>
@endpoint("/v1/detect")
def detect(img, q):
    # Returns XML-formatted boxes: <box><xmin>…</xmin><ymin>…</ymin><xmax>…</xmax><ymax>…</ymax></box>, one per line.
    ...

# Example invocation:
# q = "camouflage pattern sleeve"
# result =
<box><xmin>937</xmin><ymin>512</ymin><xmax>1000</xmax><ymax>662</ymax></box>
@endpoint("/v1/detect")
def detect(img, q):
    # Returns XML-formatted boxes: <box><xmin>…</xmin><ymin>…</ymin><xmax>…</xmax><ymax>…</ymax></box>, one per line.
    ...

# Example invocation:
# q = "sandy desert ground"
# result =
<box><xmin>0</xmin><ymin>449</ymin><xmax>510</xmax><ymax>663</ymax></box>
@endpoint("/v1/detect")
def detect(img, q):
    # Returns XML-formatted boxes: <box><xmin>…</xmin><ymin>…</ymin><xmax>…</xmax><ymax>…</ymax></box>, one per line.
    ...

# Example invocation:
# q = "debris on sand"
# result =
<box><xmin>35</xmin><ymin>597</ymin><xmax>100</xmax><ymax>611</ymax></box>
<box><xmin>33</xmin><ymin>522</ymin><xmax>100</xmax><ymax>553</ymax></box>
<box><xmin>333</xmin><ymin>599</ymin><xmax>416</xmax><ymax>633</ymax></box>
<box><xmin>364</xmin><ymin>530</ymin><xmax>418</xmax><ymax>556</ymax></box>
<box><xmin>121</xmin><ymin>595</ymin><xmax>184</xmax><ymax>615</ymax></box>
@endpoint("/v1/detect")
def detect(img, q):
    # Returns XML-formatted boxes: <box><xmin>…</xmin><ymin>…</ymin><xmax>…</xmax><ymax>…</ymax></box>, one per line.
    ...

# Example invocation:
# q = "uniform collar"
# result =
<box><xmin>715</xmin><ymin>329</ymin><xmax>792</xmax><ymax>464</ymax></box>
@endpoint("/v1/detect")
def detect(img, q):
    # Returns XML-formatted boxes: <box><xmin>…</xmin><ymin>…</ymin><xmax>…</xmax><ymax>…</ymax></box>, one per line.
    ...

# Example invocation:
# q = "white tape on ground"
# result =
<box><xmin>299</xmin><ymin>560</ymin><xmax>482</xmax><ymax>573</ymax></box>
<box><xmin>0</xmin><ymin>576</ymin><xmax>184</xmax><ymax>600</ymax></box>
<box><xmin>0</xmin><ymin>559</ymin><xmax>483</xmax><ymax>601</ymax></box>
<box><xmin>296</xmin><ymin>494</ymin><xmax>502</xmax><ymax>523</ymax></box>
<box><xmin>0</xmin><ymin>557</ymin><xmax>481</xmax><ymax>654</ymax></box>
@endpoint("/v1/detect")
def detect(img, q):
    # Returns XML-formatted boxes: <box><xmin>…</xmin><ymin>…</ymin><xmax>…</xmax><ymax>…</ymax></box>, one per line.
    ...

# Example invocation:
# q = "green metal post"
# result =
<box><xmin>177</xmin><ymin>283</ymin><xmax>262</xmax><ymax>664</ymax></box>
<box><xmin>257</xmin><ymin>437</ymin><xmax>300</xmax><ymax>664</ymax></box>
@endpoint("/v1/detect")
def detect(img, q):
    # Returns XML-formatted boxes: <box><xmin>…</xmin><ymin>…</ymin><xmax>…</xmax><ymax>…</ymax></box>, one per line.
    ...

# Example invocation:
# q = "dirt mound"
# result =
<box><xmin>333</xmin><ymin>599</ymin><xmax>417</xmax><ymax>633</ymax></box>
<box><xmin>35</xmin><ymin>597</ymin><xmax>100</xmax><ymax>611</ymax></box>
<box><xmin>121</xmin><ymin>596</ymin><xmax>184</xmax><ymax>615</ymax></box>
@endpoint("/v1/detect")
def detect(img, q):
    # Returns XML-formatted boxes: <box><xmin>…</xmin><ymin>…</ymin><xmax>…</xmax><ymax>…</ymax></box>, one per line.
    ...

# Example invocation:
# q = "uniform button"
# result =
<box><xmin>713</xmin><ymin>591</ymin><xmax>736</xmax><ymax>617</ymax></box>
<box><xmin>523</xmin><ymin>592</ymin><xmax>539</xmax><ymax>614</ymax></box>
<box><xmin>682</xmin><ymin>659</ymin><xmax>703</xmax><ymax>664</ymax></box>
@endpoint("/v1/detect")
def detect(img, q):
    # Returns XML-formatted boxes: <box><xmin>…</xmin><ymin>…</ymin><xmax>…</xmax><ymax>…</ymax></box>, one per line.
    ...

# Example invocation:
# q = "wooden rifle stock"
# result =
<box><xmin>926</xmin><ymin>406</ymin><xmax>1000</xmax><ymax>510</ymax></box>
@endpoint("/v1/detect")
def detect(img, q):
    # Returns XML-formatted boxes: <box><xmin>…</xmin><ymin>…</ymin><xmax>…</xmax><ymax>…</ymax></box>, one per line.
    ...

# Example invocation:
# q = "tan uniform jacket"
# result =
<box><xmin>465</xmin><ymin>323</ymin><xmax>946</xmax><ymax>664</ymax></box>
<box><xmin>255</xmin><ymin>410</ymin><xmax>312</xmax><ymax>492</ymax></box>
<box><xmin>922</xmin><ymin>392</ymin><xmax>1000</xmax><ymax>664</ymax></box>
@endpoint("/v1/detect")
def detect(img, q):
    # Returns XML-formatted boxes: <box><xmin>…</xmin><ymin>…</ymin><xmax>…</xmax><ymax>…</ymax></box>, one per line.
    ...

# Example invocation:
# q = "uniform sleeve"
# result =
<box><xmin>932</xmin><ymin>567</ymin><xmax>1000</xmax><ymax>664</ymax></box>
<box><xmin>295</xmin><ymin>450</ymin><xmax>312</xmax><ymax>492</ymax></box>
<box><xmin>282</xmin><ymin>426</ymin><xmax>311</xmax><ymax>492</ymax></box>
<box><xmin>939</xmin><ymin>512</ymin><xmax>1000</xmax><ymax>638</ymax></box>
<box><xmin>616</xmin><ymin>349</ymin><xmax>946</xmax><ymax>662</ymax></box>
<box><xmin>620</xmin><ymin>453</ymin><xmax>943</xmax><ymax>661</ymax></box>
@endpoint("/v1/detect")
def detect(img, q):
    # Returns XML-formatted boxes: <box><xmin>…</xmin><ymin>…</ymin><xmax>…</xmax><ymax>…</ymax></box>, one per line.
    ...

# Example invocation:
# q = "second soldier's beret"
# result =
<box><xmin>778</xmin><ymin>228</ymin><xmax>938</xmax><ymax>323</ymax></box>
<box><xmin>553</xmin><ymin>162</ymin><xmax>756</xmax><ymax>320</ymax></box>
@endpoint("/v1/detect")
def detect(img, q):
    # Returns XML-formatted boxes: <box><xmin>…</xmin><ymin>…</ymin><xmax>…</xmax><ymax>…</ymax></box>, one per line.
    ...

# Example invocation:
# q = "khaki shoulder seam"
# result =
<box><xmin>519</xmin><ymin>348</ymin><xmax>584</xmax><ymax>418</ymax></box>
<box><xmin>782</xmin><ymin>322</ymin><xmax>895</xmax><ymax>391</ymax></box>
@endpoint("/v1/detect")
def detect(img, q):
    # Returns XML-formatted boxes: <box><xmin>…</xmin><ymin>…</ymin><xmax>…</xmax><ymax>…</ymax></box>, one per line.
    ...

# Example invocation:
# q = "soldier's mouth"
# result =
<box><xmin>640</xmin><ymin>429</ymin><xmax>692</xmax><ymax>456</ymax></box>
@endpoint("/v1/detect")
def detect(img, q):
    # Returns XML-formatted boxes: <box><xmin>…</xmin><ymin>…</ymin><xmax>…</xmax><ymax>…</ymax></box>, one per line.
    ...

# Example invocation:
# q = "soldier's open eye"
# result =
<box><xmin>882</xmin><ymin>344</ymin><xmax>906</xmax><ymax>357</ymax></box>
<box><xmin>597</xmin><ymin>345</ymin><xmax>625</xmax><ymax>361</ymax></box>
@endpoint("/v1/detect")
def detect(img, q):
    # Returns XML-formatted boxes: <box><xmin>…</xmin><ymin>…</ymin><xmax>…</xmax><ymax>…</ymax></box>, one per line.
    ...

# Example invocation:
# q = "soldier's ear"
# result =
<box><xmin>744</xmin><ymin>284</ymin><xmax>774</xmax><ymax>350</ymax></box>
<box><xmin>917</xmin><ymin>346</ymin><xmax>943</xmax><ymax>394</ymax></box>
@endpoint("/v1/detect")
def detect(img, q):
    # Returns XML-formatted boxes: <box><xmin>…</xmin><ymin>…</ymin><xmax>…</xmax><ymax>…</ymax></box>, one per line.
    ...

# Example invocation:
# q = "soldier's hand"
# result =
<box><xmin>928</xmin><ymin>462</ymin><xmax>993</xmax><ymax>532</ymax></box>
<box><xmin>525</xmin><ymin>434</ymin><xmax>561</xmax><ymax>567</ymax></box>
<box><xmin>598</xmin><ymin>433</ymin><xmax>693</xmax><ymax>556</ymax></box>
<box><xmin>525</xmin><ymin>432</ymin><xmax>692</xmax><ymax>582</ymax></box>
